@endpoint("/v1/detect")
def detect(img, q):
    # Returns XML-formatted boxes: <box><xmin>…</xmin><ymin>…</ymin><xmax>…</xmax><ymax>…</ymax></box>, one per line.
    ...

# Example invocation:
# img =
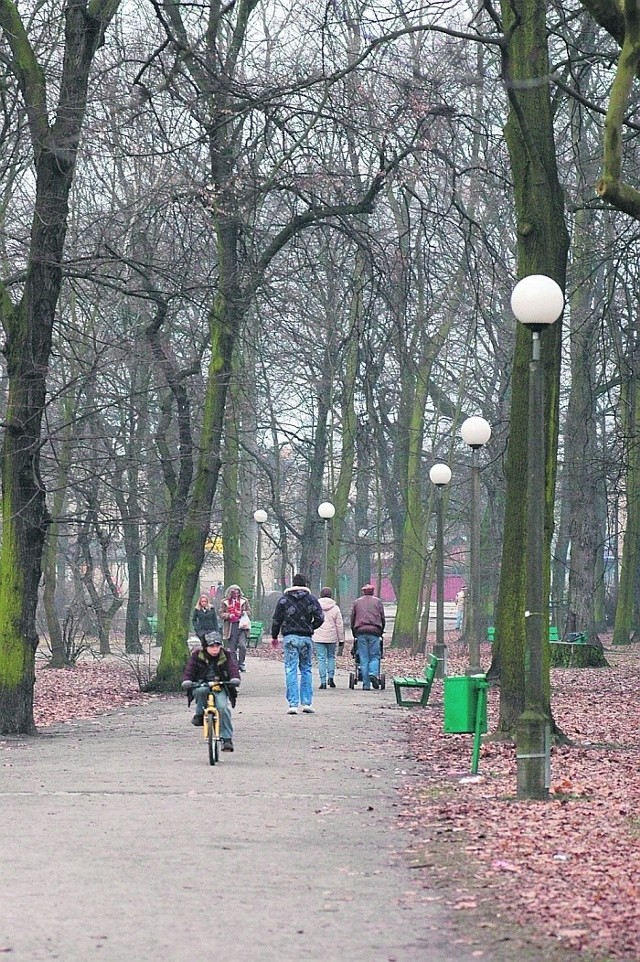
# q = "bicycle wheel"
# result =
<box><xmin>206</xmin><ymin>714</ymin><xmax>218</xmax><ymax>766</ymax></box>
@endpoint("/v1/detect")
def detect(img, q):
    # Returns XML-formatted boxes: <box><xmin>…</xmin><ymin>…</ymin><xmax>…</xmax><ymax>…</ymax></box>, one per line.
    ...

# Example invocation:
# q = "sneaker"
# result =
<box><xmin>222</xmin><ymin>739</ymin><xmax>234</xmax><ymax>752</ymax></box>
<box><xmin>328</xmin><ymin>678</ymin><xmax>336</xmax><ymax>688</ymax></box>
<box><xmin>319</xmin><ymin>683</ymin><xmax>327</xmax><ymax>690</ymax></box>
<box><xmin>370</xmin><ymin>675</ymin><xmax>380</xmax><ymax>690</ymax></box>
<box><xmin>239</xmin><ymin>664</ymin><xmax>246</xmax><ymax>672</ymax></box>
<box><xmin>287</xmin><ymin>707</ymin><xmax>298</xmax><ymax>715</ymax></box>
<box><xmin>191</xmin><ymin>714</ymin><xmax>204</xmax><ymax>727</ymax></box>
<box><xmin>301</xmin><ymin>705</ymin><xmax>315</xmax><ymax>713</ymax></box>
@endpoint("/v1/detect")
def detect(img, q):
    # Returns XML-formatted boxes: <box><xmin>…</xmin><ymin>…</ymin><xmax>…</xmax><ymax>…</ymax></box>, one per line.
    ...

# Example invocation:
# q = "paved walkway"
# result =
<box><xmin>2</xmin><ymin>655</ymin><xmax>486</xmax><ymax>962</ymax></box>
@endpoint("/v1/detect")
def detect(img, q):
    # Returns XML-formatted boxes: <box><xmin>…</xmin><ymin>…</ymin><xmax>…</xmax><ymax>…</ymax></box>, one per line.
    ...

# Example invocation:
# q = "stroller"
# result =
<box><xmin>348</xmin><ymin>639</ymin><xmax>386</xmax><ymax>690</ymax></box>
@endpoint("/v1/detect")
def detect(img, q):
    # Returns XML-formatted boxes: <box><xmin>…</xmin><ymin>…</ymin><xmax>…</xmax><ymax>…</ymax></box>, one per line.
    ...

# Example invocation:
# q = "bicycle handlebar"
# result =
<box><xmin>183</xmin><ymin>679</ymin><xmax>238</xmax><ymax>691</ymax></box>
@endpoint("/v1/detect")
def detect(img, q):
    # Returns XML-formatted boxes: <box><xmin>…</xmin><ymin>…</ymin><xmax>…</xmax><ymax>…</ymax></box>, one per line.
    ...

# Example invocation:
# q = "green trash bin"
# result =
<box><xmin>146</xmin><ymin>615</ymin><xmax>158</xmax><ymax>637</ymax></box>
<box><xmin>444</xmin><ymin>675</ymin><xmax>488</xmax><ymax>734</ymax></box>
<box><xmin>487</xmin><ymin>627</ymin><xmax>495</xmax><ymax>644</ymax></box>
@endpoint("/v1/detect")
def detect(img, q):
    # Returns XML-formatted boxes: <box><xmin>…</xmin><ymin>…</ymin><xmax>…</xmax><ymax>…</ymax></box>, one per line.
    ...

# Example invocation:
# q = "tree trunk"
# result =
<box><xmin>221</xmin><ymin>369</ymin><xmax>255</xmax><ymax>595</ymax></box>
<box><xmin>0</xmin><ymin>0</ymin><xmax>122</xmax><ymax>733</ymax></box>
<box><xmin>563</xmin><ymin>229</ymin><xmax>602</xmax><ymax>648</ymax></box>
<box><xmin>613</xmin><ymin>352</ymin><xmax>640</xmax><ymax>645</ymax></box>
<box><xmin>154</xmin><ymin>246</ymin><xmax>236</xmax><ymax>689</ymax></box>
<box><xmin>326</xmin><ymin>269</ymin><xmax>361</xmax><ymax>604</ymax></box>
<box><xmin>493</xmin><ymin>0</ymin><xmax>570</xmax><ymax>732</ymax></box>
<box><xmin>43</xmin><ymin>402</ymin><xmax>75</xmax><ymax>667</ymax></box>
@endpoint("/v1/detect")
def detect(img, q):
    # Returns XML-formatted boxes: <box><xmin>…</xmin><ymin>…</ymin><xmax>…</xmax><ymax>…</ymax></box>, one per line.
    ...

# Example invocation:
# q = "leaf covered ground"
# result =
<box><xmin>24</xmin><ymin>636</ymin><xmax>640</xmax><ymax>960</ymax></box>
<box><xmin>32</xmin><ymin>657</ymin><xmax>156</xmax><ymax>727</ymax></box>
<box><xmin>382</xmin><ymin>636</ymin><xmax>640</xmax><ymax>962</ymax></box>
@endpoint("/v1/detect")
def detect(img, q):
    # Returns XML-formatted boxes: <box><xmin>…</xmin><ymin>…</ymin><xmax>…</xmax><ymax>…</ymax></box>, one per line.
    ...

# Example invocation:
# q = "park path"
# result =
<box><xmin>1</xmin><ymin>654</ymin><xmax>488</xmax><ymax>962</ymax></box>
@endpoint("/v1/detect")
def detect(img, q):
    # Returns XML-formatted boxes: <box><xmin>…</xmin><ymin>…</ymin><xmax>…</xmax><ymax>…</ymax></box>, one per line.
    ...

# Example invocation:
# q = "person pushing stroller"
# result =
<box><xmin>350</xmin><ymin>584</ymin><xmax>385</xmax><ymax>690</ymax></box>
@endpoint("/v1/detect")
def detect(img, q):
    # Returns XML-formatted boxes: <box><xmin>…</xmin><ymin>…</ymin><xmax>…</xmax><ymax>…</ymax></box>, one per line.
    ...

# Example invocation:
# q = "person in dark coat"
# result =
<box><xmin>192</xmin><ymin>593</ymin><xmax>219</xmax><ymax>642</ymax></box>
<box><xmin>181</xmin><ymin>631</ymin><xmax>240</xmax><ymax>751</ymax></box>
<box><xmin>271</xmin><ymin>573</ymin><xmax>324</xmax><ymax>714</ymax></box>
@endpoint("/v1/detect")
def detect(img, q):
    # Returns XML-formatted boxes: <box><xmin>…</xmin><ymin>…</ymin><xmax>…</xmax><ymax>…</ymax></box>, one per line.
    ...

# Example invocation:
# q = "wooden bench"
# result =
<box><xmin>393</xmin><ymin>654</ymin><xmax>439</xmax><ymax>707</ymax></box>
<box><xmin>247</xmin><ymin>621</ymin><xmax>264</xmax><ymax>648</ymax></box>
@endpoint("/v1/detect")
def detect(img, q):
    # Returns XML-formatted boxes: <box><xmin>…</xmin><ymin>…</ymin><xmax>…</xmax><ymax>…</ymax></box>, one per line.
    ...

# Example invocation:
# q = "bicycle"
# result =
<box><xmin>202</xmin><ymin>681</ymin><xmax>222</xmax><ymax>765</ymax></box>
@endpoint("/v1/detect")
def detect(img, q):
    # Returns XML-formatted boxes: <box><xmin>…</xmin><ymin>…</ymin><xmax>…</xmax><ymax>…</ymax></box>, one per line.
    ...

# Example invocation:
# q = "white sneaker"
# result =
<box><xmin>301</xmin><ymin>705</ymin><xmax>315</xmax><ymax>713</ymax></box>
<box><xmin>287</xmin><ymin>706</ymin><xmax>298</xmax><ymax>715</ymax></box>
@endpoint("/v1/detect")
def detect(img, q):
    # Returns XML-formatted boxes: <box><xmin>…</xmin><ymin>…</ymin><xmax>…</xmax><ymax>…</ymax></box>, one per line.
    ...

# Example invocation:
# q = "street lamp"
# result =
<box><xmin>460</xmin><ymin>415</ymin><xmax>492</xmax><ymax>675</ymax></box>
<box><xmin>429</xmin><ymin>463</ymin><xmax>452</xmax><ymax>679</ymax></box>
<box><xmin>318</xmin><ymin>501</ymin><xmax>335</xmax><ymax>589</ymax></box>
<box><xmin>511</xmin><ymin>273</ymin><xmax>564</xmax><ymax>801</ymax></box>
<box><xmin>253</xmin><ymin>509</ymin><xmax>268</xmax><ymax>621</ymax></box>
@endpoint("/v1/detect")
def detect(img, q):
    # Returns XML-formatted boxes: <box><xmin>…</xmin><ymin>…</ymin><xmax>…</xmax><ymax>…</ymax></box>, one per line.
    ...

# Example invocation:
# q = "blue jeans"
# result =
<box><xmin>356</xmin><ymin>634</ymin><xmax>381</xmax><ymax>690</ymax></box>
<box><xmin>193</xmin><ymin>684</ymin><xmax>233</xmax><ymax>740</ymax></box>
<box><xmin>314</xmin><ymin>643</ymin><xmax>336</xmax><ymax>684</ymax></box>
<box><xmin>284</xmin><ymin>635</ymin><xmax>313</xmax><ymax>708</ymax></box>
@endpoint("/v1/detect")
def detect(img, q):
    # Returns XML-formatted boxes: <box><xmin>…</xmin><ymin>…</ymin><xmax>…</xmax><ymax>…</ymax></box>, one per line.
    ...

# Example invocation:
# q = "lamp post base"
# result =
<box><xmin>516</xmin><ymin>710</ymin><xmax>550</xmax><ymax>800</ymax></box>
<box><xmin>432</xmin><ymin>643</ymin><xmax>448</xmax><ymax>679</ymax></box>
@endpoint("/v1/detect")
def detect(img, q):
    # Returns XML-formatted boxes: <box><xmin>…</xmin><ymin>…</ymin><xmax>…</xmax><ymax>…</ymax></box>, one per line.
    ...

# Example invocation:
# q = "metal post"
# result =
<box><xmin>323</xmin><ymin>520</ymin><xmax>328</xmax><ymax>591</ymax></box>
<box><xmin>256</xmin><ymin>523</ymin><xmax>263</xmax><ymax>622</ymax></box>
<box><xmin>516</xmin><ymin>330</ymin><xmax>550</xmax><ymax>800</ymax></box>
<box><xmin>468</xmin><ymin>448</ymin><xmax>481</xmax><ymax>674</ymax></box>
<box><xmin>433</xmin><ymin>485</ymin><xmax>448</xmax><ymax>678</ymax></box>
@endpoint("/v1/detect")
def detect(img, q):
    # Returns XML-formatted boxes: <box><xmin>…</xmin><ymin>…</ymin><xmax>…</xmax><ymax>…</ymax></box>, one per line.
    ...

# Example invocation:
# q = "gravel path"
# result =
<box><xmin>0</xmin><ymin>654</ymin><xmax>500</xmax><ymax>962</ymax></box>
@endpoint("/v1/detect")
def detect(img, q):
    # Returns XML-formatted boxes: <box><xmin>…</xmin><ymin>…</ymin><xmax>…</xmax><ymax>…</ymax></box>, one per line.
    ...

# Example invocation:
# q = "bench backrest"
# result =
<box><xmin>424</xmin><ymin>654</ymin><xmax>439</xmax><ymax>682</ymax></box>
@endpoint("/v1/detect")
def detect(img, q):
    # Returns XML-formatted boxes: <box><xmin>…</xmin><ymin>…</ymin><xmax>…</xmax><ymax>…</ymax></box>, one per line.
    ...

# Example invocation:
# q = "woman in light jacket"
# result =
<box><xmin>313</xmin><ymin>587</ymin><xmax>345</xmax><ymax>689</ymax></box>
<box><xmin>220</xmin><ymin>584</ymin><xmax>251</xmax><ymax>672</ymax></box>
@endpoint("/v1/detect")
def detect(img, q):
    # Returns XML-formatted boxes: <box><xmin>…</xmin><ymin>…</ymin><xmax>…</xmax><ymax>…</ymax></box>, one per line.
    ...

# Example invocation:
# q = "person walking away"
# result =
<box><xmin>350</xmin><ymin>584</ymin><xmax>385</xmax><ymax>690</ymax></box>
<box><xmin>192</xmin><ymin>593</ymin><xmax>219</xmax><ymax>643</ymax></box>
<box><xmin>220</xmin><ymin>584</ymin><xmax>251</xmax><ymax>672</ymax></box>
<box><xmin>314</xmin><ymin>587</ymin><xmax>344</xmax><ymax>689</ymax></box>
<box><xmin>271</xmin><ymin>573</ymin><xmax>324</xmax><ymax>714</ymax></box>
<box><xmin>455</xmin><ymin>586</ymin><xmax>466</xmax><ymax>631</ymax></box>
<box><xmin>181</xmin><ymin>631</ymin><xmax>240</xmax><ymax>751</ymax></box>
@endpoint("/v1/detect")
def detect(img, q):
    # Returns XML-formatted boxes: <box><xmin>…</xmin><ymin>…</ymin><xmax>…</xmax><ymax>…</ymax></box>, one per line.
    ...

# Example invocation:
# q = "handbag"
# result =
<box><xmin>238</xmin><ymin>612</ymin><xmax>251</xmax><ymax>631</ymax></box>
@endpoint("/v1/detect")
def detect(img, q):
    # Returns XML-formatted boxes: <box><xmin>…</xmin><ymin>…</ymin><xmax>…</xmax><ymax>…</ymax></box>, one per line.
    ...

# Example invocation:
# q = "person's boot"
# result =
<box><xmin>319</xmin><ymin>683</ymin><xmax>327</xmax><ymax>689</ymax></box>
<box><xmin>191</xmin><ymin>714</ymin><xmax>204</xmax><ymax>726</ymax></box>
<box><xmin>328</xmin><ymin>678</ymin><xmax>336</xmax><ymax>688</ymax></box>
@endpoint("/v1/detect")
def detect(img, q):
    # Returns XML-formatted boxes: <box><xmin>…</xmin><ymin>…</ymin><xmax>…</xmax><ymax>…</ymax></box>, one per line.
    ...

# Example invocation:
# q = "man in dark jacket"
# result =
<box><xmin>271</xmin><ymin>573</ymin><xmax>324</xmax><ymax>714</ymax></box>
<box><xmin>350</xmin><ymin>584</ymin><xmax>385</xmax><ymax>690</ymax></box>
<box><xmin>181</xmin><ymin>631</ymin><xmax>240</xmax><ymax>751</ymax></box>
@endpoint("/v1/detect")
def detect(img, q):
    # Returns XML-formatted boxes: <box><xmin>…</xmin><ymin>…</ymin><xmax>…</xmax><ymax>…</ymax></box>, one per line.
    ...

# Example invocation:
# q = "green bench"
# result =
<box><xmin>247</xmin><ymin>621</ymin><xmax>264</xmax><ymax>648</ymax></box>
<box><xmin>393</xmin><ymin>654</ymin><xmax>439</xmax><ymax>707</ymax></box>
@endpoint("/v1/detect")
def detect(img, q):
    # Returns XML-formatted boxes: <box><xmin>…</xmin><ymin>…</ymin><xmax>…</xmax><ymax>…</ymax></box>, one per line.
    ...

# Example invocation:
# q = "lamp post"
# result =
<box><xmin>357</xmin><ymin>527</ymin><xmax>371</xmax><ymax>590</ymax></box>
<box><xmin>253</xmin><ymin>509</ymin><xmax>267</xmax><ymax>621</ymax></box>
<box><xmin>460</xmin><ymin>415</ymin><xmax>492</xmax><ymax>674</ymax></box>
<box><xmin>429</xmin><ymin>463</ymin><xmax>452</xmax><ymax>679</ymax></box>
<box><xmin>511</xmin><ymin>273</ymin><xmax>564</xmax><ymax>801</ymax></box>
<box><xmin>318</xmin><ymin>501</ymin><xmax>335</xmax><ymax>589</ymax></box>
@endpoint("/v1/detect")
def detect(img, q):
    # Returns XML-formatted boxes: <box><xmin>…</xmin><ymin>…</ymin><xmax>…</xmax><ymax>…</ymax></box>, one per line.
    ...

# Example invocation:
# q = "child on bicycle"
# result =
<box><xmin>181</xmin><ymin>631</ymin><xmax>240</xmax><ymax>751</ymax></box>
